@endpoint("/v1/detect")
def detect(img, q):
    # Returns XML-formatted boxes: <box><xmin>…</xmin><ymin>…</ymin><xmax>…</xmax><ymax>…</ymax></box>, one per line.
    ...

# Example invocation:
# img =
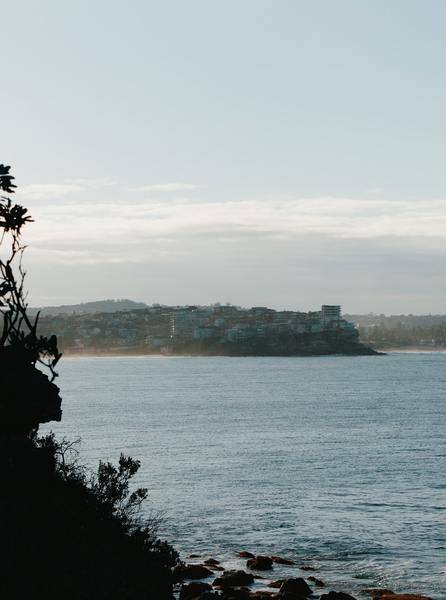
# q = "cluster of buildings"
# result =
<box><xmin>167</xmin><ymin>304</ymin><xmax>353</xmax><ymax>347</ymax></box>
<box><xmin>38</xmin><ymin>303</ymin><xmax>356</xmax><ymax>353</ymax></box>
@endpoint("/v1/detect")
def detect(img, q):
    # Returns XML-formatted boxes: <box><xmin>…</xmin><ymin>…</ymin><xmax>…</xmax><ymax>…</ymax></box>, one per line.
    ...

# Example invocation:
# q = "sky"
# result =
<box><xmin>2</xmin><ymin>0</ymin><xmax>446</xmax><ymax>313</ymax></box>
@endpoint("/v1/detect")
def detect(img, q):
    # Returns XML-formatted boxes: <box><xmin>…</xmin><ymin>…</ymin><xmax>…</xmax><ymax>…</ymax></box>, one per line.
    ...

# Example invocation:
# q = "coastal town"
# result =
<box><xmin>37</xmin><ymin>303</ymin><xmax>376</xmax><ymax>356</ymax></box>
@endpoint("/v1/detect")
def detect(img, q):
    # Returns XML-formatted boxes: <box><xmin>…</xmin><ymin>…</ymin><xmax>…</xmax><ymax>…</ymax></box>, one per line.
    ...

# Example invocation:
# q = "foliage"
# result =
<box><xmin>0</xmin><ymin>164</ymin><xmax>61</xmax><ymax>380</ymax></box>
<box><xmin>0</xmin><ymin>163</ymin><xmax>178</xmax><ymax>598</ymax></box>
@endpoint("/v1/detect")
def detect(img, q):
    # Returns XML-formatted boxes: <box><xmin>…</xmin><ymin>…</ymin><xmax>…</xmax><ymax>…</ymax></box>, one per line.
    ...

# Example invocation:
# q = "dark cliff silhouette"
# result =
<box><xmin>0</xmin><ymin>165</ymin><xmax>177</xmax><ymax>599</ymax></box>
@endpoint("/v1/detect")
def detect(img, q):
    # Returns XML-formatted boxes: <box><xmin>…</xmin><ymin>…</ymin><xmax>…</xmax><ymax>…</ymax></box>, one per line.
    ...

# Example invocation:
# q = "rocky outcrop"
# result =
<box><xmin>375</xmin><ymin>596</ymin><xmax>432</xmax><ymax>600</ymax></box>
<box><xmin>213</xmin><ymin>570</ymin><xmax>255</xmax><ymax>587</ymax></box>
<box><xmin>180</xmin><ymin>581</ymin><xmax>213</xmax><ymax>600</ymax></box>
<box><xmin>278</xmin><ymin>578</ymin><xmax>312</xmax><ymax>597</ymax></box>
<box><xmin>0</xmin><ymin>346</ymin><xmax>62</xmax><ymax>436</ymax></box>
<box><xmin>320</xmin><ymin>592</ymin><xmax>358</xmax><ymax>600</ymax></box>
<box><xmin>308</xmin><ymin>576</ymin><xmax>325</xmax><ymax>587</ymax></box>
<box><xmin>173</xmin><ymin>563</ymin><xmax>214</xmax><ymax>581</ymax></box>
<box><xmin>247</xmin><ymin>556</ymin><xmax>274</xmax><ymax>570</ymax></box>
<box><xmin>271</xmin><ymin>556</ymin><xmax>295</xmax><ymax>565</ymax></box>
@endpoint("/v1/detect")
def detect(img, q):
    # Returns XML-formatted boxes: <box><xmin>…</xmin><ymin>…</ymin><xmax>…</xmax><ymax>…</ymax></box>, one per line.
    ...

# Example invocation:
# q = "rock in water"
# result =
<box><xmin>213</xmin><ymin>570</ymin><xmax>255</xmax><ymax>587</ymax></box>
<box><xmin>320</xmin><ymin>592</ymin><xmax>358</xmax><ymax>600</ymax></box>
<box><xmin>308</xmin><ymin>576</ymin><xmax>325</xmax><ymax>587</ymax></box>
<box><xmin>377</xmin><ymin>596</ymin><xmax>432</xmax><ymax>600</ymax></box>
<box><xmin>279</xmin><ymin>577</ymin><xmax>312</xmax><ymax>597</ymax></box>
<box><xmin>247</xmin><ymin>556</ymin><xmax>273</xmax><ymax>570</ymax></box>
<box><xmin>271</xmin><ymin>555</ymin><xmax>296</xmax><ymax>565</ymax></box>
<box><xmin>204</xmin><ymin>558</ymin><xmax>220</xmax><ymax>566</ymax></box>
<box><xmin>179</xmin><ymin>581</ymin><xmax>212</xmax><ymax>600</ymax></box>
<box><xmin>172</xmin><ymin>563</ymin><xmax>214</xmax><ymax>581</ymax></box>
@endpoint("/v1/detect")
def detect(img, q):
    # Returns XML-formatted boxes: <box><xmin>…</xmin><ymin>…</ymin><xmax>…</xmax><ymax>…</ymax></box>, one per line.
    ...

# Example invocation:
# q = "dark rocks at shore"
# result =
<box><xmin>173</xmin><ymin>563</ymin><xmax>214</xmax><ymax>581</ymax></box>
<box><xmin>362</xmin><ymin>592</ymin><xmax>432</xmax><ymax>600</ymax></box>
<box><xmin>308</xmin><ymin>576</ymin><xmax>325</xmax><ymax>587</ymax></box>
<box><xmin>268</xmin><ymin>580</ymin><xmax>285</xmax><ymax>588</ymax></box>
<box><xmin>180</xmin><ymin>581</ymin><xmax>213</xmax><ymax>600</ymax></box>
<box><xmin>247</xmin><ymin>556</ymin><xmax>274</xmax><ymax>570</ymax></box>
<box><xmin>271</xmin><ymin>556</ymin><xmax>295</xmax><ymax>565</ymax></box>
<box><xmin>320</xmin><ymin>592</ymin><xmax>358</xmax><ymax>600</ymax></box>
<box><xmin>175</xmin><ymin>553</ymin><xmax>433</xmax><ymax>600</ymax></box>
<box><xmin>374</xmin><ymin>596</ymin><xmax>432</xmax><ymax>600</ymax></box>
<box><xmin>278</xmin><ymin>578</ymin><xmax>312</xmax><ymax>598</ymax></box>
<box><xmin>213</xmin><ymin>570</ymin><xmax>255</xmax><ymax>587</ymax></box>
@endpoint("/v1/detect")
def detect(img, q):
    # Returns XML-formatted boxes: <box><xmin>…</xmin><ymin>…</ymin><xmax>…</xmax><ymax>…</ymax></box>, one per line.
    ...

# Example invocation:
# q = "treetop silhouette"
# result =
<box><xmin>0</xmin><ymin>164</ymin><xmax>62</xmax><ymax>435</ymax></box>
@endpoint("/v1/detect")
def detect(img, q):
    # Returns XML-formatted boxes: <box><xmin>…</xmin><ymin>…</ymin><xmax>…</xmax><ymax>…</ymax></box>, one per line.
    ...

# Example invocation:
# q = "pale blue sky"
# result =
<box><xmin>3</xmin><ymin>1</ymin><xmax>446</xmax><ymax>312</ymax></box>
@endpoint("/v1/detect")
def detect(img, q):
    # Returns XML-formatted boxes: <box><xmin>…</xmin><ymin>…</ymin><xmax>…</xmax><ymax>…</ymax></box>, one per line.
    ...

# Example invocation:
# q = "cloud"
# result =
<box><xmin>19</xmin><ymin>183</ymin><xmax>85</xmax><ymax>200</ymax></box>
<box><xmin>22</xmin><ymin>195</ymin><xmax>446</xmax><ymax>268</ymax></box>
<box><xmin>63</xmin><ymin>178</ymin><xmax>118</xmax><ymax>188</ymax></box>
<box><xmin>131</xmin><ymin>183</ymin><xmax>201</xmax><ymax>192</ymax></box>
<box><xmin>17</xmin><ymin>179</ymin><xmax>118</xmax><ymax>201</ymax></box>
<box><xmin>22</xmin><ymin>194</ymin><xmax>446</xmax><ymax>312</ymax></box>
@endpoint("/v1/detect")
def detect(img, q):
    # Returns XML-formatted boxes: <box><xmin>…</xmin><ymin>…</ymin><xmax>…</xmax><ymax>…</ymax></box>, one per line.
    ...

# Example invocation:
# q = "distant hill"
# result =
<box><xmin>29</xmin><ymin>299</ymin><xmax>148</xmax><ymax>316</ymax></box>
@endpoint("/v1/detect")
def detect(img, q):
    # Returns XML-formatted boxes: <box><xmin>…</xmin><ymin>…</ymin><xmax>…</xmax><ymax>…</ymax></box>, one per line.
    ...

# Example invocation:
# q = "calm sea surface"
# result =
<box><xmin>42</xmin><ymin>354</ymin><xmax>446</xmax><ymax>598</ymax></box>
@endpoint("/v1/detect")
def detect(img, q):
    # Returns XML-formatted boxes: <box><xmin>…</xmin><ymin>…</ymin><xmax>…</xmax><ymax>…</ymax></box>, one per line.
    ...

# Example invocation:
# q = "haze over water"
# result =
<box><xmin>44</xmin><ymin>354</ymin><xmax>446</xmax><ymax>598</ymax></box>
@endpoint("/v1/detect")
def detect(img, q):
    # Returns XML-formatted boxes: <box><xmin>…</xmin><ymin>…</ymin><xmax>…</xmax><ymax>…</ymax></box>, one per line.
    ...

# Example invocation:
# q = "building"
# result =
<box><xmin>321</xmin><ymin>305</ymin><xmax>341</xmax><ymax>323</ymax></box>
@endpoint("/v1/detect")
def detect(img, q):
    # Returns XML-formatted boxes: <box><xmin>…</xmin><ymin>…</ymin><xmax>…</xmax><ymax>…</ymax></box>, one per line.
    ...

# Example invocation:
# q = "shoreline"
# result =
<box><xmin>172</xmin><ymin>549</ymin><xmax>434</xmax><ymax>600</ymax></box>
<box><xmin>59</xmin><ymin>350</ymin><xmax>384</xmax><ymax>359</ymax></box>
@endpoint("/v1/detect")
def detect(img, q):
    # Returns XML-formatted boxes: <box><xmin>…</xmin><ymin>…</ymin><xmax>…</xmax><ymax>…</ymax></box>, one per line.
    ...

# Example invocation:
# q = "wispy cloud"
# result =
<box><xmin>18</xmin><ymin>179</ymin><xmax>118</xmax><ymax>201</ymax></box>
<box><xmin>24</xmin><ymin>195</ymin><xmax>446</xmax><ymax>266</ymax></box>
<box><xmin>131</xmin><ymin>183</ymin><xmax>201</xmax><ymax>192</ymax></box>
<box><xmin>23</xmin><ymin>194</ymin><xmax>446</xmax><ymax>312</ymax></box>
<box><xmin>19</xmin><ymin>183</ymin><xmax>85</xmax><ymax>200</ymax></box>
<box><xmin>63</xmin><ymin>178</ymin><xmax>118</xmax><ymax>188</ymax></box>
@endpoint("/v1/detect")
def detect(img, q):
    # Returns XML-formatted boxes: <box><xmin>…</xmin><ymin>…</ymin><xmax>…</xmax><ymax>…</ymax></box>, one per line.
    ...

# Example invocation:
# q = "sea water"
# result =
<box><xmin>42</xmin><ymin>354</ymin><xmax>446</xmax><ymax>598</ymax></box>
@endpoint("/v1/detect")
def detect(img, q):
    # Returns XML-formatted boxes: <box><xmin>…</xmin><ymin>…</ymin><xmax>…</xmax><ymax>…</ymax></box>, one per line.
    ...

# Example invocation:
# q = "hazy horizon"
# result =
<box><xmin>4</xmin><ymin>1</ymin><xmax>446</xmax><ymax>313</ymax></box>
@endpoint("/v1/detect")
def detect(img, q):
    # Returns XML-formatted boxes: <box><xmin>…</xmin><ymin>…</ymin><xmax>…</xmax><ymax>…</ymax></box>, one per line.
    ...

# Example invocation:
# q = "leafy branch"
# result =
<box><xmin>0</xmin><ymin>164</ymin><xmax>62</xmax><ymax>380</ymax></box>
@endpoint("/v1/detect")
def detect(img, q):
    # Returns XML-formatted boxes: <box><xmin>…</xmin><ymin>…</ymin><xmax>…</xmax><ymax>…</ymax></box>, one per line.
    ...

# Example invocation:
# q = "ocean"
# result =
<box><xmin>42</xmin><ymin>354</ymin><xmax>446</xmax><ymax>598</ymax></box>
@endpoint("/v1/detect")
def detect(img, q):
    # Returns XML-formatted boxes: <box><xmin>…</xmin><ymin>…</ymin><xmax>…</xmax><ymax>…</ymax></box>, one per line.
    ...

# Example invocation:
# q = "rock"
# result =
<box><xmin>271</xmin><ymin>556</ymin><xmax>295</xmax><ymax>565</ymax></box>
<box><xmin>213</xmin><ymin>570</ymin><xmax>255</xmax><ymax>587</ymax></box>
<box><xmin>247</xmin><ymin>556</ymin><xmax>273</xmax><ymax>570</ymax></box>
<box><xmin>268</xmin><ymin>580</ymin><xmax>285</xmax><ymax>588</ymax></box>
<box><xmin>320</xmin><ymin>592</ymin><xmax>358</xmax><ymax>600</ymax></box>
<box><xmin>299</xmin><ymin>566</ymin><xmax>316</xmax><ymax>572</ymax></box>
<box><xmin>204</xmin><ymin>558</ymin><xmax>221</xmax><ymax>566</ymax></box>
<box><xmin>188</xmin><ymin>554</ymin><xmax>201</xmax><ymax>559</ymax></box>
<box><xmin>308</xmin><ymin>576</ymin><xmax>325</xmax><ymax>587</ymax></box>
<box><xmin>377</xmin><ymin>596</ymin><xmax>432</xmax><ymax>600</ymax></box>
<box><xmin>220</xmin><ymin>588</ymin><xmax>251</xmax><ymax>600</ymax></box>
<box><xmin>180</xmin><ymin>582</ymin><xmax>213</xmax><ymax>600</ymax></box>
<box><xmin>237</xmin><ymin>551</ymin><xmax>255</xmax><ymax>559</ymax></box>
<box><xmin>207</xmin><ymin>564</ymin><xmax>224</xmax><ymax>571</ymax></box>
<box><xmin>362</xmin><ymin>591</ymin><xmax>394</xmax><ymax>598</ymax></box>
<box><xmin>279</xmin><ymin>577</ymin><xmax>312</xmax><ymax>597</ymax></box>
<box><xmin>173</xmin><ymin>563</ymin><xmax>214</xmax><ymax>581</ymax></box>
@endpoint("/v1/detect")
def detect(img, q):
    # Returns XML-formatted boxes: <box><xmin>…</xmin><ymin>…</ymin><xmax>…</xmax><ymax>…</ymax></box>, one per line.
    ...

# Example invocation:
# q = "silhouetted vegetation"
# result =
<box><xmin>0</xmin><ymin>164</ymin><xmax>177</xmax><ymax>599</ymax></box>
